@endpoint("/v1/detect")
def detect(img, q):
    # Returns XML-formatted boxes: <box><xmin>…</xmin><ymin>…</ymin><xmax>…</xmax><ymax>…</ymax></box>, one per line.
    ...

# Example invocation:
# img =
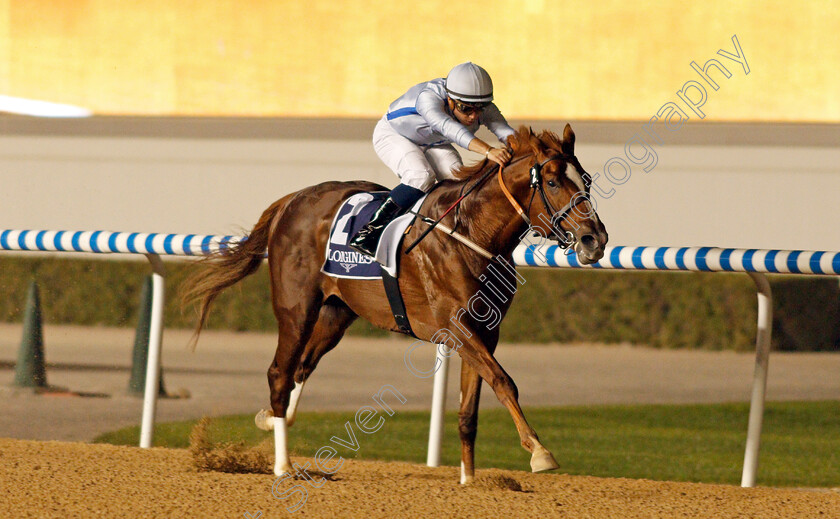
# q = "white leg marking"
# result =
<box><xmin>460</xmin><ymin>461</ymin><xmax>467</xmax><ymax>485</ymax></box>
<box><xmin>273</xmin><ymin>416</ymin><xmax>293</xmax><ymax>476</ymax></box>
<box><xmin>286</xmin><ymin>381</ymin><xmax>305</xmax><ymax>427</ymax></box>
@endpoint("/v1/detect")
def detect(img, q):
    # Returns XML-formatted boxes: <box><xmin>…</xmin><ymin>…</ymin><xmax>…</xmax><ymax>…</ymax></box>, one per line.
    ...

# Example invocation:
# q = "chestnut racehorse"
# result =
<box><xmin>183</xmin><ymin>125</ymin><xmax>608</xmax><ymax>484</ymax></box>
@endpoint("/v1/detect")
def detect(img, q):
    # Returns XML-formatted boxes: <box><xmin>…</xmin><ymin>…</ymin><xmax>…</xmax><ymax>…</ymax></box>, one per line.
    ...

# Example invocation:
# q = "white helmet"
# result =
<box><xmin>445</xmin><ymin>62</ymin><xmax>493</xmax><ymax>104</ymax></box>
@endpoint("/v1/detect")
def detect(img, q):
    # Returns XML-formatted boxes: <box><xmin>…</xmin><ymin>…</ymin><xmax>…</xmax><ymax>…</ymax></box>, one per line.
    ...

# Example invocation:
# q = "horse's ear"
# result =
<box><xmin>562</xmin><ymin>123</ymin><xmax>575</xmax><ymax>154</ymax></box>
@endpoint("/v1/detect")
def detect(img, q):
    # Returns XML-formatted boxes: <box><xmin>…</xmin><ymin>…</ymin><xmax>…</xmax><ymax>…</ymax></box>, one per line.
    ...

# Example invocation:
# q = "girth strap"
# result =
<box><xmin>381</xmin><ymin>270</ymin><xmax>416</xmax><ymax>337</ymax></box>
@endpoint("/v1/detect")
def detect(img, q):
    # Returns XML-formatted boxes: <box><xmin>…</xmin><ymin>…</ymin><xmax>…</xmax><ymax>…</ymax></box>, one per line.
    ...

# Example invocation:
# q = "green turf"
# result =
<box><xmin>93</xmin><ymin>401</ymin><xmax>840</xmax><ymax>488</ymax></box>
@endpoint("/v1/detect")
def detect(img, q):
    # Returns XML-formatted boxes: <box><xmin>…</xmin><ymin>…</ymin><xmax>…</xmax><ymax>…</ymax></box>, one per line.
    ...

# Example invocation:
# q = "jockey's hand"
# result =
<box><xmin>486</xmin><ymin>147</ymin><xmax>511</xmax><ymax>168</ymax></box>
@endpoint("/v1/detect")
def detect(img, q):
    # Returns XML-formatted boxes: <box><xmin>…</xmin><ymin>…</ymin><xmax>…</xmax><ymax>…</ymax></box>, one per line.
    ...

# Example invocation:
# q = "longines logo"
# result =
<box><xmin>328</xmin><ymin>249</ymin><xmax>374</xmax><ymax>265</ymax></box>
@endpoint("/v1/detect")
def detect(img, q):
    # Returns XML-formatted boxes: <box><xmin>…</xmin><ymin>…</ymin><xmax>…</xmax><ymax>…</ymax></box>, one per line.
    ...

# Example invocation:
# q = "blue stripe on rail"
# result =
<box><xmin>786</xmin><ymin>250</ymin><xmax>802</xmax><ymax>274</ymax></box>
<box><xmin>201</xmin><ymin>235</ymin><xmax>213</xmax><ymax>255</ymax></box>
<box><xmin>719</xmin><ymin>248</ymin><xmax>733</xmax><ymax>271</ymax></box>
<box><xmin>163</xmin><ymin>234</ymin><xmax>175</xmax><ymax>255</ymax></box>
<box><xmin>654</xmin><ymin>247</ymin><xmax>667</xmax><ymax>270</ymax></box>
<box><xmin>35</xmin><ymin>231</ymin><xmax>47</xmax><ymax>251</ymax></box>
<box><xmin>742</xmin><ymin>249</ymin><xmax>756</xmax><ymax>272</ymax></box>
<box><xmin>90</xmin><ymin>231</ymin><xmax>102</xmax><ymax>253</ymax></box>
<box><xmin>145</xmin><ymin>234</ymin><xmax>157</xmax><ymax>254</ymax></box>
<box><xmin>126</xmin><ymin>233</ymin><xmax>139</xmax><ymax>254</ymax></box>
<box><xmin>675</xmin><ymin>247</ymin><xmax>689</xmax><ymax>270</ymax></box>
<box><xmin>220</xmin><ymin>236</ymin><xmax>233</xmax><ymax>253</ymax></box>
<box><xmin>833</xmin><ymin>252</ymin><xmax>840</xmax><ymax>274</ymax></box>
<box><xmin>546</xmin><ymin>246</ymin><xmax>561</xmax><ymax>267</ymax></box>
<box><xmin>523</xmin><ymin>245</ymin><xmax>535</xmax><ymax>265</ymax></box>
<box><xmin>0</xmin><ymin>230</ymin><xmax>10</xmax><ymax>250</ymax></box>
<box><xmin>17</xmin><ymin>230</ymin><xmax>30</xmax><ymax>251</ymax></box>
<box><xmin>609</xmin><ymin>246</ymin><xmax>624</xmax><ymax>268</ymax></box>
<box><xmin>53</xmin><ymin>231</ymin><xmax>65</xmax><ymax>251</ymax></box>
<box><xmin>566</xmin><ymin>249</ymin><xmax>580</xmax><ymax>267</ymax></box>
<box><xmin>764</xmin><ymin>250</ymin><xmax>779</xmax><ymax>273</ymax></box>
<box><xmin>183</xmin><ymin>234</ymin><xmax>195</xmax><ymax>255</ymax></box>
<box><xmin>631</xmin><ymin>247</ymin><xmax>644</xmax><ymax>269</ymax></box>
<box><xmin>108</xmin><ymin>233</ymin><xmax>120</xmax><ymax>252</ymax></box>
<box><xmin>71</xmin><ymin>231</ymin><xmax>83</xmax><ymax>252</ymax></box>
<box><xmin>810</xmin><ymin>251</ymin><xmax>824</xmax><ymax>274</ymax></box>
<box><xmin>695</xmin><ymin>247</ymin><xmax>712</xmax><ymax>271</ymax></box>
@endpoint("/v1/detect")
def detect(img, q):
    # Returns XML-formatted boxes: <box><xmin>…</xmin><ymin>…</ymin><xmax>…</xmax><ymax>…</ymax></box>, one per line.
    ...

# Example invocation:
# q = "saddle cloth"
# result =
<box><xmin>321</xmin><ymin>191</ymin><xmax>426</xmax><ymax>279</ymax></box>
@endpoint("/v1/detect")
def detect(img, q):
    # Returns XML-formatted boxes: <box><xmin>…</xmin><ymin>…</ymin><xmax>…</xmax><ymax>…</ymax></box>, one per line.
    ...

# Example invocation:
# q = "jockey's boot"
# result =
<box><xmin>349</xmin><ymin>197</ymin><xmax>405</xmax><ymax>257</ymax></box>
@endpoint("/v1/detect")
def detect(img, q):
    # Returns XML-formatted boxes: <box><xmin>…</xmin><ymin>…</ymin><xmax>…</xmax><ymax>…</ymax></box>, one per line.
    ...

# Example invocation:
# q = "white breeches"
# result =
<box><xmin>373</xmin><ymin>116</ymin><xmax>463</xmax><ymax>192</ymax></box>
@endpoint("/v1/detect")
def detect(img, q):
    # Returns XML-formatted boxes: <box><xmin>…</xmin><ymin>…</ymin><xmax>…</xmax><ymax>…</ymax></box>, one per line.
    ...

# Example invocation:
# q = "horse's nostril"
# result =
<box><xmin>581</xmin><ymin>234</ymin><xmax>597</xmax><ymax>250</ymax></box>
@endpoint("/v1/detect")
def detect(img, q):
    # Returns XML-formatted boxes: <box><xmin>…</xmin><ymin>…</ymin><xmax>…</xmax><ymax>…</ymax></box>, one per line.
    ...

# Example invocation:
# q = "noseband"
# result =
<box><xmin>498</xmin><ymin>154</ymin><xmax>592</xmax><ymax>250</ymax></box>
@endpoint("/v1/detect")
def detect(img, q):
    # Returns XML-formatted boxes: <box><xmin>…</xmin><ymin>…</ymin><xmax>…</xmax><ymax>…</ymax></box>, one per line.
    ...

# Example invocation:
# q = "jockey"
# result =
<box><xmin>349</xmin><ymin>62</ymin><xmax>515</xmax><ymax>257</ymax></box>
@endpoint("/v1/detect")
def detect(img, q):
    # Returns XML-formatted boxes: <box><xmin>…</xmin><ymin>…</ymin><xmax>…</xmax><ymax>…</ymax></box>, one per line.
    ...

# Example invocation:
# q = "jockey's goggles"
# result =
<box><xmin>452</xmin><ymin>99</ymin><xmax>489</xmax><ymax>115</ymax></box>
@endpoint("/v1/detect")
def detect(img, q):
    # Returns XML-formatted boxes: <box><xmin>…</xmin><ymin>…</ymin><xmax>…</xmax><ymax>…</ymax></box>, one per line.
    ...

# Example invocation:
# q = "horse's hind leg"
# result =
<box><xmin>458</xmin><ymin>362</ymin><xmax>482</xmax><ymax>485</ymax></box>
<box><xmin>289</xmin><ymin>300</ymin><xmax>357</xmax><ymax>424</ymax></box>
<box><xmin>266</xmin><ymin>288</ymin><xmax>323</xmax><ymax>476</ymax></box>
<box><xmin>255</xmin><ymin>300</ymin><xmax>356</xmax><ymax>429</ymax></box>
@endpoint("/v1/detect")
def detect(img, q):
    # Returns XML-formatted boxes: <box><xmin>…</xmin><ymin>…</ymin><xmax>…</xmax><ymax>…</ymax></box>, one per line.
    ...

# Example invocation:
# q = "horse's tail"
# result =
<box><xmin>181</xmin><ymin>194</ymin><xmax>294</xmax><ymax>350</ymax></box>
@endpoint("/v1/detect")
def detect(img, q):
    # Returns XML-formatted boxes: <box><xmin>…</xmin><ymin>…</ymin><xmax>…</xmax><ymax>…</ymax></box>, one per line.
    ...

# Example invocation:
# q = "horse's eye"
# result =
<box><xmin>547</xmin><ymin>180</ymin><xmax>557</xmax><ymax>187</ymax></box>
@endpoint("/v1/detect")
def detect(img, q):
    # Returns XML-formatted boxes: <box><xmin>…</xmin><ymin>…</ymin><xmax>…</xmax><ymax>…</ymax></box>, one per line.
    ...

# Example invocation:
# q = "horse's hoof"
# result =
<box><xmin>460</xmin><ymin>475</ymin><xmax>475</xmax><ymax>485</ymax></box>
<box><xmin>274</xmin><ymin>463</ymin><xmax>293</xmax><ymax>477</ymax></box>
<box><xmin>255</xmin><ymin>409</ymin><xmax>275</xmax><ymax>431</ymax></box>
<box><xmin>530</xmin><ymin>447</ymin><xmax>560</xmax><ymax>472</ymax></box>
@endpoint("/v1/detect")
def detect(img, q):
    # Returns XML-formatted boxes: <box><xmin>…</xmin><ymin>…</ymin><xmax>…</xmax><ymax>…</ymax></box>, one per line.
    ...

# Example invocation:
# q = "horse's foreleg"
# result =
<box><xmin>460</xmin><ymin>347</ymin><xmax>559</xmax><ymax>473</ymax></box>
<box><xmin>458</xmin><ymin>361</ymin><xmax>482</xmax><ymax>484</ymax></box>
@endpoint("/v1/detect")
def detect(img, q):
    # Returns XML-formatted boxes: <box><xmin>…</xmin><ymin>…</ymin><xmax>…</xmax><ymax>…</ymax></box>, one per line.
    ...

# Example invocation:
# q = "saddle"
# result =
<box><xmin>321</xmin><ymin>192</ymin><xmax>427</xmax><ymax>336</ymax></box>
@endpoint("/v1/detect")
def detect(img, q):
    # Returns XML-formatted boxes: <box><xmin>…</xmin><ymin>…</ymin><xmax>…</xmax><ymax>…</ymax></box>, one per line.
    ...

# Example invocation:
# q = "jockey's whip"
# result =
<box><xmin>403</xmin><ymin>163</ymin><xmax>500</xmax><ymax>255</ymax></box>
<box><xmin>410</xmin><ymin>213</ymin><xmax>494</xmax><ymax>260</ymax></box>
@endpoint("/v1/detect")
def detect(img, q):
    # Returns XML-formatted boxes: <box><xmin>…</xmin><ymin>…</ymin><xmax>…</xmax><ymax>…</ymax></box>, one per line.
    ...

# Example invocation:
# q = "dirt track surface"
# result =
<box><xmin>2</xmin><ymin>439</ymin><xmax>838</xmax><ymax>519</ymax></box>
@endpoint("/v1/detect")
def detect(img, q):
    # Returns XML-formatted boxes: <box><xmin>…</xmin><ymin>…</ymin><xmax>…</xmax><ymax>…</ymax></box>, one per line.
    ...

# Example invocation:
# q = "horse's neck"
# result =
<box><xmin>450</xmin><ymin>164</ymin><xmax>532</xmax><ymax>260</ymax></box>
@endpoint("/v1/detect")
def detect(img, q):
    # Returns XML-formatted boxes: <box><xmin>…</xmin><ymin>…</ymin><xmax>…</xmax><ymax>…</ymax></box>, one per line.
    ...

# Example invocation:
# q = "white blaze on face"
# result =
<box><xmin>565</xmin><ymin>163</ymin><xmax>586</xmax><ymax>192</ymax></box>
<box><xmin>564</xmin><ymin>162</ymin><xmax>599</xmax><ymax>225</ymax></box>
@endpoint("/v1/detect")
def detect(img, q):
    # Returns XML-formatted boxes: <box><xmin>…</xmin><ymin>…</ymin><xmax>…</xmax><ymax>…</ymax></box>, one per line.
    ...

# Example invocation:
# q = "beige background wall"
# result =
<box><xmin>2</xmin><ymin>3</ymin><xmax>839</xmax><ymax>252</ymax></box>
<box><xmin>3</xmin><ymin>118</ymin><xmax>839</xmax><ymax>252</ymax></box>
<box><xmin>1</xmin><ymin>1</ymin><xmax>838</xmax><ymax>121</ymax></box>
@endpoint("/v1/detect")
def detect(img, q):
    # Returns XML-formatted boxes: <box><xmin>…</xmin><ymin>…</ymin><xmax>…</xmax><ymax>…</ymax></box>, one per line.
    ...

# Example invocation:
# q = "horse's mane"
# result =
<box><xmin>450</xmin><ymin>126</ymin><xmax>566</xmax><ymax>180</ymax></box>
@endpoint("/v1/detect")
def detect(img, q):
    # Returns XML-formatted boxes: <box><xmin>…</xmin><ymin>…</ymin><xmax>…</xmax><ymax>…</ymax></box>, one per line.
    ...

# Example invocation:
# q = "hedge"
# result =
<box><xmin>0</xmin><ymin>256</ymin><xmax>837</xmax><ymax>352</ymax></box>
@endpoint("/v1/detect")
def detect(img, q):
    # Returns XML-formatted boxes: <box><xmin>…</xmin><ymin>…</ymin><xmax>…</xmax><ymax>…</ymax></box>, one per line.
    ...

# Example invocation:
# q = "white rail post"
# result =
<box><xmin>139</xmin><ymin>254</ymin><xmax>166</xmax><ymax>448</ymax></box>
<box><xmin>426</xmin><ymin>344</ymin><xmax>450</xmax><ymax>467</ymax></box>
<box><xmin>741</xmin><ymin>272</ymin><xmax>772</xmax><ymax>487</ymax></box>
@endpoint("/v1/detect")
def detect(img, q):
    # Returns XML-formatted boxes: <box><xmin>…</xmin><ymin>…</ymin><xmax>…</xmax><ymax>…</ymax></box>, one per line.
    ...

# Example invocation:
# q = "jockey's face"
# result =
<box><xmin>448</xmin><ymin>97</ymin><xmax>483</xmax><ymax>125</ymax></box>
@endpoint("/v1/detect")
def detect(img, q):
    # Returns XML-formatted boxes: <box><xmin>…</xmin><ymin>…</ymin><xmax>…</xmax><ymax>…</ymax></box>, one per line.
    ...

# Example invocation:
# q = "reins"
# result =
<box><xmin>404</xmin><ymin>151</ymin><xmax>589</xmax><ymax>258</ymax></box>
<box><xmin>496</xmin><ymin>160</ymin><xmax>531</xmax><ymax>226</ymax></box>
<box><xmin>403</xmin><ymin>159</ymin><xmax>503</xmax><ymax>255</ymax></box>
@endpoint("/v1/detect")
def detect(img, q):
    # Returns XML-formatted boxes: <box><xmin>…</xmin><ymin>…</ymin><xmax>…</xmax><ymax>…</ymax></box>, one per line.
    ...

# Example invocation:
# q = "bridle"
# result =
<box><xmin>498</xmin><ymin>153</ymin><xmax>593</xmax><ymax>250</ymax></box>
<box><xmin>405</xmin><ymin>150</ymin><xmax>594</xmax><ymax>259</ymax></box>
